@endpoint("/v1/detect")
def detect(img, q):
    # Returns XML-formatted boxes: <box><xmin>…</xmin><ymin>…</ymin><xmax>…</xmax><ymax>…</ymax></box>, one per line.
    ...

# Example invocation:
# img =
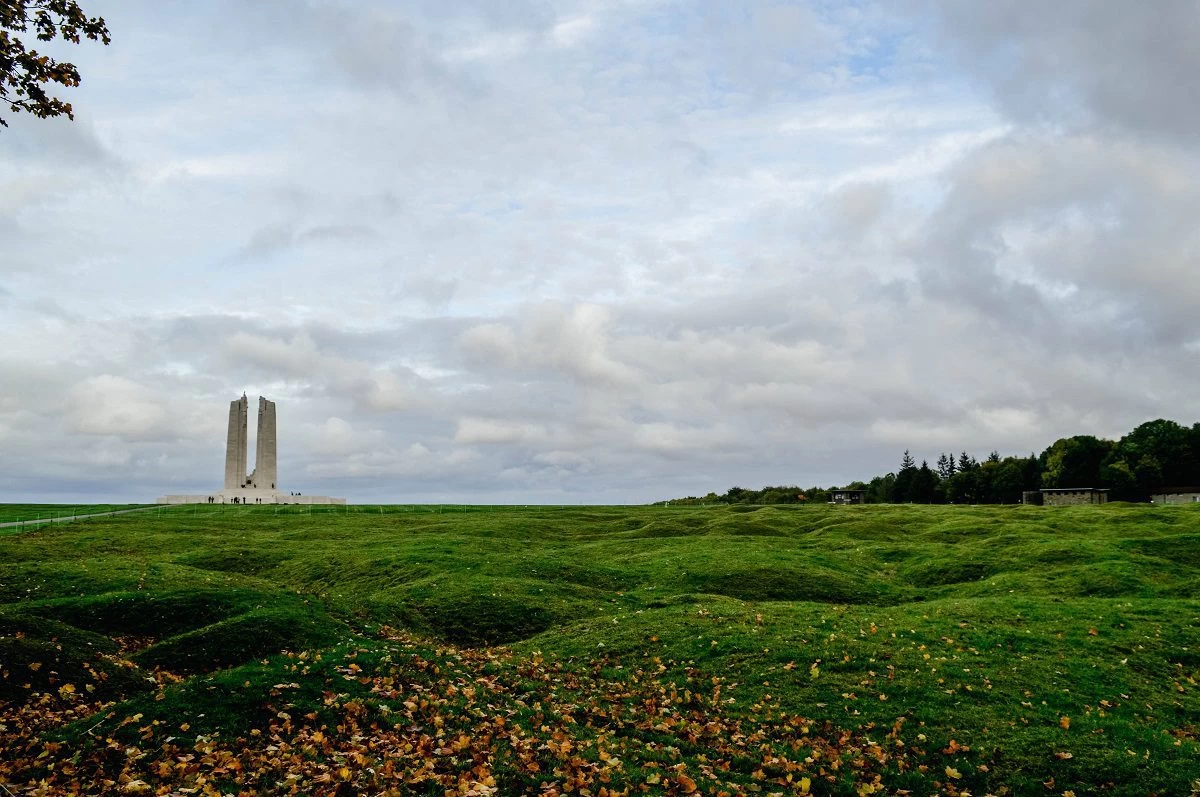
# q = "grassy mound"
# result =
<box><xmin>0</xmin><ymin>612</ymin><xmax>147</xmax><ymax>702</ymax></box>
<box><xmin>177</xmin><ymin>546</ymin><xmax>290</xmax><ymax>575</ymax></box>
<box><xmin>133</xmin><ymin>605</ymin><xmax>346</xmax><ymax>673</ymax></box>
<box><xmin>391</xmin><ymin>576</ymin><xmax>597</xmax><ymax>645</ymax></box>
<box><xmin>19</xmin><ymin>588</ymin><xmax>262</xmax><ymax>637</ymax></box>
<box><xmin>684</xmin><ymin>563</ymin><xmax>899</xmax><ymax>603</ymax></box>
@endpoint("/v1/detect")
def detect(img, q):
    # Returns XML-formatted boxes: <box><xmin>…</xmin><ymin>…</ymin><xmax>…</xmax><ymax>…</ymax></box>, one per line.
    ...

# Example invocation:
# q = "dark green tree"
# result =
<box><xmin>975</xmin><ymin>459</ymin><xmax>998</xmax><ymax>503</ymax></box>
<box><xmin>911</xmin><ymin>460</ymin><xmax>940</xmax><ymax>503</ymax></box>
<box><xmin>946</xmin><ymin>467</ymin><xmax>972</xmax><ymax>503</ymax></box>
<box><xmin>988</xmin><ymin>456</ymin><xmax>1032</xmax><ymax>503</ymax></box>
<box><xmin>758</xmin><ymin>486</ymin><xmax>804</xmax><ymax>504</ymax></box>
<box><xmin>721</xmin><ymin>486</ymin><xmax>751</xmax><ymax>504</ymax></box>
<box><xmin>1</xmin><ymin>0</ymin><xmax>110</xmax><ymax>127</ymax></box>
<box><xmin>1021</xmin><ymin>453</ymin><xmax>1042</xmax><ymax>493</ymax></box>
<box><xmin>894</xmin><ymin>450</ymin><xmax>919</xmax><ymax>502</ymax></box>
<box><xmin>865</xmin><ymin>473</ymin><xmax>895</xmax><ymax>504</ymax></box>
<box><xmin>942</xmin><ymin>452</ymin><xmax>979</xmax><ymax>503</ymax></box>
<box><xmin>935</xmin><ymin>453</ymin><xmax>954</xmax><ymax>480</ymax></box>
<box><xmin>1132</xmin><ymin>455</ymin><xmax>1164</xmax><ymax>498</ymax></box>
<box><xmin>1100</xmin><ymin>459</ymin><xmax>1138</xmax><ymax>501</ymax></box>
<box><xmin>1039</xmin><ymin>436</ymin><xmax>1114</xmax><ymax>488</ymax></box>
<box><xmin>1111</xmin><ymin>419</ymin><xmax>1197</xmax><ymax>496</ymax></box>
<box><xmin>805</xmin><ymin>486</ymin><xmax>830</xmax><ymax>504</ymax></box>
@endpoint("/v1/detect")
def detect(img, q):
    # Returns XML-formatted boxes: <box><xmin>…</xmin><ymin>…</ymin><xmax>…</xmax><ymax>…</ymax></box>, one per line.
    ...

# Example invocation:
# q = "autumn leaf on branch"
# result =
<box><xmin>0</xmin><ymin>0</ymin><xmax>110</xmax><ymax>127</ymax></box>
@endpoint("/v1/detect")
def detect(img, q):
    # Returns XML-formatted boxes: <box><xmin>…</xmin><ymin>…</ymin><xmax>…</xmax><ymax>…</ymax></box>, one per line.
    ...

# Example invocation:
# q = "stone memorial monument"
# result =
<box><xmin>157</xmin><ymin>394</ymin><xmax>345</xmax><ymax>505</ymax></box>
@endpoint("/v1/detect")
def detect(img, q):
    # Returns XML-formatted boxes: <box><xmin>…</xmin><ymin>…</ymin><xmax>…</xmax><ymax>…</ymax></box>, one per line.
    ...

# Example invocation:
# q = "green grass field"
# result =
<box><xmin>1</xmin><ymin>503</ymin><xmax>1198</xmax><ymax>795</ymax></box>
<box><xmin>0</xmin><ymin>503</ymin><xmax>151</xmax><ymax>526</ymax></box>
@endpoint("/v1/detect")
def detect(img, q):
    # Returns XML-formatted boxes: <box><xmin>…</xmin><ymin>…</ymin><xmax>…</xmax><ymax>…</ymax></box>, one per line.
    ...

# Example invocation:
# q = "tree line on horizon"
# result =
<box><xmin>666</xmin><ymin>418</ymin><xmax>1200</xmax><ymax>506</ymax></box>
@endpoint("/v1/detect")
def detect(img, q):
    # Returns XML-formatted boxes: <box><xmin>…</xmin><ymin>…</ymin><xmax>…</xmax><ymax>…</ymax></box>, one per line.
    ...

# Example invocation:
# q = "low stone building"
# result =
<box><xmin>1040</xmin><ymin>488</ymin><xmax>1109</xmax><ymax>506</ymax></box>
<box><xmin>829</xmin><ymin>489</ymin><xmax>865</xmax><ymax>505</ymax></box>
<box><xmin>1150</xmin><ymin>488</ymin><xmax>1200</xmax><ymax>504</ymax></box>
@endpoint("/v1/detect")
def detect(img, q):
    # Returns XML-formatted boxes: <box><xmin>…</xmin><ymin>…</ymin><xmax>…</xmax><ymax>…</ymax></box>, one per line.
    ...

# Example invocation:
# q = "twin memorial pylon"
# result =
<box><xmin>157</xmin><ymin>395</ymin><xmax>345</xmax><ymax>505</ymax></box>
<box><xmin>224</xmin><ymin>394</ymin><xmax>277</xmax><ymax>492</ymax></box>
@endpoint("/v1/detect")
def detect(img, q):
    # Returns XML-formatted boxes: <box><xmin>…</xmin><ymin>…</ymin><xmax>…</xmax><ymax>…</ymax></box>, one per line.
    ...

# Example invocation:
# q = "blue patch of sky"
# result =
<box><xmin>846</xmin><ymin>31</ymin><xmax>899</xmax><ymax>81</ymax></box>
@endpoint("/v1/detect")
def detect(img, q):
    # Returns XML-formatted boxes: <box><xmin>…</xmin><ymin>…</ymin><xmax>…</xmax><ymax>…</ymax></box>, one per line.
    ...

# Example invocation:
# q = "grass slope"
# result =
<box><xmin>0</xmin><ymin>503</ymin><xmax>1198</xmax><ymax>795</ymax></box>
<box><xmin>0</xmin><ymin>503</ymin><xmax>151</xmax><ymax>527</ymax></box>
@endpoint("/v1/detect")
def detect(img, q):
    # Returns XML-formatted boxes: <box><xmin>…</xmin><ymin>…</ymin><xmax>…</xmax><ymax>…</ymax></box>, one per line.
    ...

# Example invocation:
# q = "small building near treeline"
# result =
<box><xmin>829</xmin><ymin>489</ymin><xmax>865</xmax><ymax>505</ymax></box>
<box><xmin>1150</xmin><ymin>487</ymin><xmax>1200</xmax><ymax>504</ymax></box>
<box><xmin>1040</xmin><ymin>487</ymin><xmax>1109</xmax><ymax>506</ymax></box>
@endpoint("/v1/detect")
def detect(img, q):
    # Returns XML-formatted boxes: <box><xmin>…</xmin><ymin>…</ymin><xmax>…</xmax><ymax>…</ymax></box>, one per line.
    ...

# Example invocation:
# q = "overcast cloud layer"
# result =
<box><xmin>3</xmin><ymin>0</ymin><xmax>1199</xmax><ymax>503</ymax></box>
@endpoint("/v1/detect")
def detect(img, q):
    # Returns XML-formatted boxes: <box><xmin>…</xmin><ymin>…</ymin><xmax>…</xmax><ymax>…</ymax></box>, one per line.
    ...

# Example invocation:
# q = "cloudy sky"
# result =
<box><xmin>2</xmin><ymin>1</ymin><xmax>1198</xmax><ymax>503</ymax></box>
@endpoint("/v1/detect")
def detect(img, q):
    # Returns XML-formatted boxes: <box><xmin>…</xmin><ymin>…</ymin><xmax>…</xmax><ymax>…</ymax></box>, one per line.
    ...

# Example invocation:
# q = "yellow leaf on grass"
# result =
<box><xmin>945</xmin><ymin>766</ymin><xmax>961</xmax><ymax>779</ymax></box>
<box><xmin>1060</xmin><ymin>716</ymin><xmax>1071</xmax><ymax>730</ymax></box>
<box><xmin>799</xmin><ymin>776</ymin><xmax>812</xmax><ymax>793</ymax></box>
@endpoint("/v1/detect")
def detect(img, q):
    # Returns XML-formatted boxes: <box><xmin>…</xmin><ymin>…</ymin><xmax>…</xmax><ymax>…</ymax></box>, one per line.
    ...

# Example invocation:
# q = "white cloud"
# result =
<box><xmin>444</xmin><ymin>31</ymin><xmax>533</xmax><ymax>63</ymax></box>
<box><xmin>631</xmin><ymin>422</ymin><xmax>744</xmax><ymax>457</ymax></box>
<box><xmin>533</xmin><ymin>449</ymin><xmax>590</xmax><ymax>468</ymax></box>
<box><xmin>550</xmin><ymin>15</ymin><xmax>595</xmax><ymax>48</ymax></box>
<box><xmin>454</xmin><ymin>418</ymin><xmax>549</xmax><ymax>446</ymax></box>
<box><xmin>64</xmin><ymin>376</ymin><xmax>174</xmax><ymax>439</ymax></box>
<box><xmin>308</xmin><ymin>417</ymin><xmax>387</xmax><ymax>456</ymax></box>
<box><xmin>461</xmin><ymin>304</ymin><xmax>640</xmax><ymax>387</ymax></box>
